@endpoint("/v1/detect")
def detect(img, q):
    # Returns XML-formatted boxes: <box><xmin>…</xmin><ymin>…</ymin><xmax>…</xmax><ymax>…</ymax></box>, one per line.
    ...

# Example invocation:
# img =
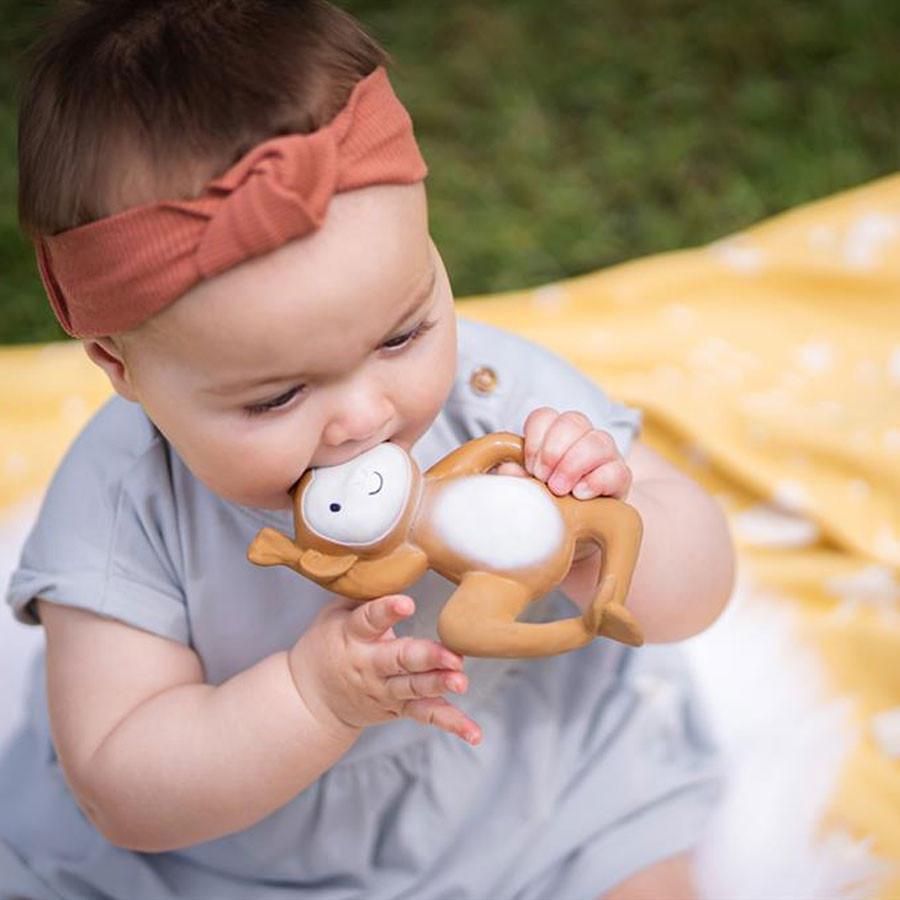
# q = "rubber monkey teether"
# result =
<box><xmin>248</xmin><ymin>432</ymin><xmax>644</xmax><ymax>658</ymax></box>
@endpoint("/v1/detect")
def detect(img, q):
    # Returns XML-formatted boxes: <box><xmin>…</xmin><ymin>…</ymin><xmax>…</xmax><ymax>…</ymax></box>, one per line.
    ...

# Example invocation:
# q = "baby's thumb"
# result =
<box><xmin>491</xmin><ymin>461</ymin><xmax>528</xmax><ymax>478</ymax></box>
<box><xmin>347</xmin><ymin>594</ymin><xmax>415</xmax><ymax>642</ymax></box>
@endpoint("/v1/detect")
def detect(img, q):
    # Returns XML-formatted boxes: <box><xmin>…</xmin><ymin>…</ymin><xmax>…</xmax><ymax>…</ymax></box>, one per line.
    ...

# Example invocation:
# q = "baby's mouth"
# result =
<box><xmin>291</xmin><ymin>432</ymin><xmax>398</xmax><ymax>489</ymax></box>
<box><xmin>286</xmin><ymin>473</ymin><xmax>304</xmax><ymax>496</ymax></box>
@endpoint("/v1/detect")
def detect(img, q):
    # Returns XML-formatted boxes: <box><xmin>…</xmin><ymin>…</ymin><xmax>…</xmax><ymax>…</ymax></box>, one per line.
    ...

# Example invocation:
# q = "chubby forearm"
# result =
<box><xmin>622</xmin><ymin>475</ymin><xmax>735</xmax><ymax>641</ymax></box>
<box><xmin>562</xmin><ymin>475</ymin><xmax>735</xmax><ymax>643</ymax></box>
<box><xmin>78</xmin><ymin>651</ymin><xmax>360</xmax><ymax>852</ymax></box>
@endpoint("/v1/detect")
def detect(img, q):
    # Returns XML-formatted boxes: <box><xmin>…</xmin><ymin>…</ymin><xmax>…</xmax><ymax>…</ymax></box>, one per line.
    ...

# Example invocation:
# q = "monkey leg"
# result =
<box><xmin>437</xmin><ymin>572</ymin><xmax>599</xmax><ymax>658</ymax></box>
<box><xmin>574</xmin><ymin>497</ymin><xmax>645</xmax><ymax>647</ymax></box>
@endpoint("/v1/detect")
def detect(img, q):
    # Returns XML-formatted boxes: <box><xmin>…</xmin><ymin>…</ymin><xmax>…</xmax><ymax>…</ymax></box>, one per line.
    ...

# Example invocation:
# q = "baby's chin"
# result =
<box><xmin>205</xmin><ymin>480</ymin><xmax>296</xmax><ymax>512</ymax></box>
<box><xmin>241</xmin><ymin>492</ymin><xmax>295</xmax><ymax>512</ymax></box>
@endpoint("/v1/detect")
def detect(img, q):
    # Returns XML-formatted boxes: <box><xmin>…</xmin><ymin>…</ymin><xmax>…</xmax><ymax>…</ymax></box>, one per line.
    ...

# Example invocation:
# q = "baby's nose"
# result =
<box><xmin>322</xmin><ymin>391</ymin><xmax>393</xmax><ymax>448</ymax></box>
<box><xmin>325</xmin><ymin>421</ymin><xmax>388</xmax><ymax>448</ymax></box>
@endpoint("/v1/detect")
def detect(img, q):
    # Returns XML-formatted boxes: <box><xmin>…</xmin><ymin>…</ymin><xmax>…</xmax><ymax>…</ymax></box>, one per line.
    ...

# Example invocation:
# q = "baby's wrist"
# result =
<box><xmin>285</xmin><ymin>644</ymin><xmax>363</xmax><ymax>743</ymax></box>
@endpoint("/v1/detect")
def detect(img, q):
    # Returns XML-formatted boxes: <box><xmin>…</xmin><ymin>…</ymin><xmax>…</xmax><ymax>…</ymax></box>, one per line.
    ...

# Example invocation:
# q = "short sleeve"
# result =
<box><xmin>5</xmin><ymin>398</ymin><xmax>190</xmax><ymax>645</ymax></box>
<box><xmin>453</xmin><ymin>318</ymin><xmax>642</xmax><ymax>456</ymax></box>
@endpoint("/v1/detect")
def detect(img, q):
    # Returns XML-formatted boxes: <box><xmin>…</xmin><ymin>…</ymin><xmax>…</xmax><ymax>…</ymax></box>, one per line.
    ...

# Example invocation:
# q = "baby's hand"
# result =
<box><xmin>494</xmin><ymin>407</ymin><xmax>632</xmax><ymax>500</ymax></box>
<box><xmin>289</xmin><ymin>595</ymin><xmax>482</xmax><ymax>746</ymax></box>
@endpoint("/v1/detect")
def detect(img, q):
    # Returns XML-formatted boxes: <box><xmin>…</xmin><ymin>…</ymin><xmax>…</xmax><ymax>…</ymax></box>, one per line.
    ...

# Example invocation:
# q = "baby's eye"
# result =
<box><xmin>243</xmin><ymin>385</ymin><xmax>304</xmax><ymax>417</ymax></box>
<box><xmin>381</xmin><ymin>319</ymin><xmax>435</xmax><ymax>352</ymax></box>
<box><xmin>381</xmin><ymin>327</ymin><xmax>417</xmax><ymax>350</ymax></box>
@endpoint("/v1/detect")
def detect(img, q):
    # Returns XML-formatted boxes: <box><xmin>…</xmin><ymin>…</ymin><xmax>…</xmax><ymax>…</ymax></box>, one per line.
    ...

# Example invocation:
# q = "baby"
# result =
<box><xmin>1</xmin><ymin>2</ymin><xmax>735</xmax><ymax>899</ymax></box>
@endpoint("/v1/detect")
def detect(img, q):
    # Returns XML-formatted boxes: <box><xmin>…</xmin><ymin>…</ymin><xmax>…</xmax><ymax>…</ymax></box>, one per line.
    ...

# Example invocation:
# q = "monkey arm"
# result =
<box><xmin>425</xmin><ymin>432</ymin><xmax>524</xmax><ymax>482</ymax></box>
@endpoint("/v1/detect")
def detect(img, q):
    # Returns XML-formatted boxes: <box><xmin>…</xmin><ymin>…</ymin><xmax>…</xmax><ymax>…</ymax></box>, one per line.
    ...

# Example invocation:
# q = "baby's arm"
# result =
<box><xmin>40</xmin><ymin>600</ymin><xmax>355</xmax><ymax>852</ymax></box>
<box><xmin>620</xmin><ymin>440</ymin><xmax>735</xmax><ymax>641</ymax></box>
<box><xmin>500</xmin><ymin>407</ymin><xmax>735</xmax><ymax>642</ymax></box>
<box><xmin>553</xmin><ymin>439</ymin><xmax>735</xmax><ymax>641</ymax></box>
<box><xmin>39</xmin><ymin>594</ymin><xmax>476</xmax><ymax>853</ymax></box>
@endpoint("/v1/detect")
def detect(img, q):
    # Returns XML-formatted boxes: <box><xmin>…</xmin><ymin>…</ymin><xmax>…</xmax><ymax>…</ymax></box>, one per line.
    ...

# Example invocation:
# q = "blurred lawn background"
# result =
<box><xmin>1</xmin><ymin>0</ymin><xmax>897</xmax><ymax>344</ymax></box>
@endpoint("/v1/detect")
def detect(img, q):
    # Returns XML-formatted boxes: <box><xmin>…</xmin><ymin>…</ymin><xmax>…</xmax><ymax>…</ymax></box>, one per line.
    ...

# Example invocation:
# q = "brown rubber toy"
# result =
<box><xmin>248</xmin><ymin>432</ymin><xmax>644</xmax><ymax>658</ymax></box>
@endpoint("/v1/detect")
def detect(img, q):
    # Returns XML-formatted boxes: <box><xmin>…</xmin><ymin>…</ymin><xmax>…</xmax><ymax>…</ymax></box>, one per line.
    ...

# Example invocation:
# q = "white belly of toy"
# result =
<box><xmin>430</xmin><ymin>476</ymin><xmax>565</xmax><ymax>570</ymax></box>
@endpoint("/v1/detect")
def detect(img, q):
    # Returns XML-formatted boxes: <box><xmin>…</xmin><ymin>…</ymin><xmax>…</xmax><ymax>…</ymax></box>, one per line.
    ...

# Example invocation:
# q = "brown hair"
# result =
<box><xmin>17</xmin><ymin>0</ymin><xmax>390</xmax><ymax>237</ymax></box>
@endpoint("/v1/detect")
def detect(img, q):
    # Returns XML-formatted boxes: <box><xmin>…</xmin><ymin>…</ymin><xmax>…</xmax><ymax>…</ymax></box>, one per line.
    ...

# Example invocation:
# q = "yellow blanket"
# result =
<box><xmin>1</xmin><ymin>174</ymin><xmax>898</xmax><ymax>893</ymax></box>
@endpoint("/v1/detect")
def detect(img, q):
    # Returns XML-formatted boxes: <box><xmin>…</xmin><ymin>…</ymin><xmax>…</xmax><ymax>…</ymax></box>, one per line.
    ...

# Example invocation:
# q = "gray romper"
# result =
<box><xmin>1</xmin><ymin>318</ymin><xmax>722</xmax><ymax>900</ymax></box>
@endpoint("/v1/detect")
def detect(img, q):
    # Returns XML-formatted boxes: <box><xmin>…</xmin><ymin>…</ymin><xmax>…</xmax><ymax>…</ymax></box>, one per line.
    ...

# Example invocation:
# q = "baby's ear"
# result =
<box><xmin>82</xmin><ymin>338</ymin><xmax>139</xmax><ymax>402</ymax></box>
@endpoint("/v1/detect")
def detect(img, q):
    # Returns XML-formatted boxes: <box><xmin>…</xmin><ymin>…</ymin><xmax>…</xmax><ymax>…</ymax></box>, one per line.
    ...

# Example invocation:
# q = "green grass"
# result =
<box><xmin>1</xmin><ymin>0</ymin><xmax>897</xmax><ymax>343</ymax></box>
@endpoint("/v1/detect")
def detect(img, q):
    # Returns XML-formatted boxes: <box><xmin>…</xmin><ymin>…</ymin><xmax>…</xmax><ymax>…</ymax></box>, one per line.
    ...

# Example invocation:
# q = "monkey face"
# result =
<box><xmin>300</xmin><ymin>442</ymin><xmax>413</xmax><ymax>547</ymax></box>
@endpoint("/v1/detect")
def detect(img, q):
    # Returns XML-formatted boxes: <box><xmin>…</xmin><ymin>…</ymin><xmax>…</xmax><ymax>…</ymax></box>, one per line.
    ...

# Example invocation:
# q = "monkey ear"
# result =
<box><xmin>299</xmin><ymin>549</ymin><xmax>358</xmax><ymax>581</ymax></box>
<box><xmin>248</xmin><ymin>527</ymin><xmax>302</xmax><ymax>568</ymax></box>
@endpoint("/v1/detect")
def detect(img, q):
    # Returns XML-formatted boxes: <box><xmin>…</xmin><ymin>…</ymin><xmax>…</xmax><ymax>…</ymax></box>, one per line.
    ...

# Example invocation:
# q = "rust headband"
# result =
<box><xmin>35</xmin><ymin>66</ymin><xmax>428</xmax><ymax>338</ymax></box>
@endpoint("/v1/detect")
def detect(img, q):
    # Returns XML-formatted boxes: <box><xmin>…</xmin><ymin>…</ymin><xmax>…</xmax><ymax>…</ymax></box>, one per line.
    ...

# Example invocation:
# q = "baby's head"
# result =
<box><xmin>18</xmin><ymin>0</ymin><xmax>457</xmax><ymax>510</ymax></box>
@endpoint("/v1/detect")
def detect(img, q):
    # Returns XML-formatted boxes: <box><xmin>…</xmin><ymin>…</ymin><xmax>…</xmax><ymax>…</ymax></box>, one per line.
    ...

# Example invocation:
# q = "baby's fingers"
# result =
<box><xmin>346</xmin><ymin>595</ymin><xmax>415</xmax><ymax>642</ymax></box>
<box><xmin>373</xmin><ymin>637</ymin><xmax>463</xmax><ymax>677</ymax></box>
<box><xmin>403</xmin><ymin>697</ymin><xmax>482</xmax><ymax>746</ymax></box>
<box><xmin>386</xmin><ymin>669</ymin><xmax>468</xmax><ymax>703</ymax></box>
<box><xmin>491</xmin><ymin>461</ymin><xmax>528</xmax><ymax>478</ymax></box>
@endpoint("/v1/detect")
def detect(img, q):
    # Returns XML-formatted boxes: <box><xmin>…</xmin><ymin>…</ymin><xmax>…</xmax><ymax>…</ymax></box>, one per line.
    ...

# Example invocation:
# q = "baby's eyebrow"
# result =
<box><xmin>203</xmin><ymin>261</ymin><xmax>437</xmax><ymax>397</ymax></box>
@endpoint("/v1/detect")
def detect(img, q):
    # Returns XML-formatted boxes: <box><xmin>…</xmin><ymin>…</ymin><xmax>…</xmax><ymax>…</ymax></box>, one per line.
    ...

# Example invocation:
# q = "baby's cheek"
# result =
<box><xmin>232</xmin><ymin>426</ymin><xmax>318</xmax><ymax>506</ymax></box>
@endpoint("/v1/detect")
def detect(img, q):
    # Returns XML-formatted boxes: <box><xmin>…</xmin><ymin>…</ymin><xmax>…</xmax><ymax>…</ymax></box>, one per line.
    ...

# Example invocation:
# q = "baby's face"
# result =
<box><xmin>110</xmin><ymin>183</ymin><xmax>457</xmax><ymax>510</ymax></box>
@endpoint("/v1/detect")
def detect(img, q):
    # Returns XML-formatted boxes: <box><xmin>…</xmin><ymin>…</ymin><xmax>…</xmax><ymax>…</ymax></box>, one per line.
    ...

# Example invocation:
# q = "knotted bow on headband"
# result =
<box><xmin>36</xmin><ymin>66</ymin><xmax>428</xmax><ymax>338</ymax></box>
